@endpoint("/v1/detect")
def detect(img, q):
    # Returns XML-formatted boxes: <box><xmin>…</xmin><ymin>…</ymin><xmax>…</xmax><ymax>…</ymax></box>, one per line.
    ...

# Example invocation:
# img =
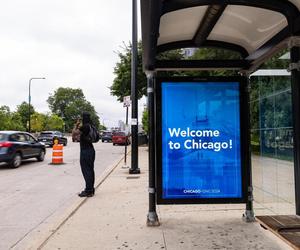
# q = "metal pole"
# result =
<box><xmin>125</xmin><ymin>106</ymin><xmax>128</xmax><ymax>166</ymax></box>
<box><xmin>146</xmin><ymin>71</ymin><xmax>159</xmax><ymax>226</ymax></box>
<box><xmin>129</xmin><ymin>0</ymin><xmax>140</xmax><ymax>174</ymax></box>
<box><xmin>28</xmin><ymin>79</ymin><xmax>32</xmax><ymax>133</ymax></box>
<box><xmin>290</xmin><ymin>46</ymin><xmax>300</xmax><ymax>215</ymax></box>
<box><xmin>28</xmin><ymin>77</ymin><xmax>45</xmax><ymax>133</ymax></box>
<box><xmin>243</xmin><ymin>75</ymin><xmax>255</xmax><ymax>222</ymax></box>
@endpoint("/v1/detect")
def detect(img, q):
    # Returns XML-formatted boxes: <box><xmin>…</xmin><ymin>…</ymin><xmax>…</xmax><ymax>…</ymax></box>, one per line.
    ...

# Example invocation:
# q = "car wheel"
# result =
<box><xmin>64</xmin><ymin>141</ymin><xmax>67</xmax><ymax>146</ymax></box>
<box><xmin>113</xmin><ymin>143</ymin><xmax>115</xmax><ymax>145</ymax></box>
<box><xmin>10</xmin><ymin>153</ymin><xmax>22</xmax><ymax>168</ymax></box>
<box><xmin>37</xmin><ymin>150</ymin><xmax>45</xmax><ymax>162</ymax></box>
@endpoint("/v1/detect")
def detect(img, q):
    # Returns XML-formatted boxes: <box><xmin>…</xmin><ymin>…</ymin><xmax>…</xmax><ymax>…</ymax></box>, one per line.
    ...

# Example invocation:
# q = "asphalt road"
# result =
<box><xmin>0</xmin><ymin>139</ymin><xmax>125</xmax><ymax>250</ymax></box>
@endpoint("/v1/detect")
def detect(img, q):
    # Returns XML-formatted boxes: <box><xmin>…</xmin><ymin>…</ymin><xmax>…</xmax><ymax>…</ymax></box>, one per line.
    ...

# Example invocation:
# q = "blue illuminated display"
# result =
<box><xmin>161</xmin><ymin>82</ymin><xmax>242</xmax><ymax>200</ymax></box>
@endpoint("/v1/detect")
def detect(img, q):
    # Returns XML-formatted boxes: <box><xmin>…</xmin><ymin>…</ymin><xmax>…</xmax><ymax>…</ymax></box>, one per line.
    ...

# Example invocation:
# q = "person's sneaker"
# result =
<box><xmin>78</xmin><ymin>190</ymin><xmax>94</xmax><ymax>197</ymax></box>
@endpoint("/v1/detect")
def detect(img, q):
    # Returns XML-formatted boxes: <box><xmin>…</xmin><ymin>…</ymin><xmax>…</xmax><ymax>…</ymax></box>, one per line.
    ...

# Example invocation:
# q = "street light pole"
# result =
<box><xmin>129</xmin><ymin>0</ymin><xmax>140</xmax><ymax>174</ymax></box>
<box><xmin>28</xmin><ymin>77</ymin><xmax>45</xmax><ymax>133</ymax></box>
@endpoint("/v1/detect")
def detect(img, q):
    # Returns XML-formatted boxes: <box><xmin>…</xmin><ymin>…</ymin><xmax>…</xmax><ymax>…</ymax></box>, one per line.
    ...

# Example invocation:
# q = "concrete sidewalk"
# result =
<box><xmin>31</xmin><ymin>147</ymin><xmax>290</xmax><ymax>250</ymax></box>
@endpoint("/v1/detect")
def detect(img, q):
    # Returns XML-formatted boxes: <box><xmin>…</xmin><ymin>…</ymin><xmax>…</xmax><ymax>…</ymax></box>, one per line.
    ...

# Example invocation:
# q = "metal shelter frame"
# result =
<box><xmin>140</xmin><ymin>0</ymin><xmax>300</xmax><ymax>226</ymax></box>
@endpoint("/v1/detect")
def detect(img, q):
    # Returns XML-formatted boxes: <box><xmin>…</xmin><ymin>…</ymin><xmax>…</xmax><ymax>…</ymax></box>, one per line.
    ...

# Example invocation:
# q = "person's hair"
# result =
<box><xmin>82</xmin><ymin>112</ymin><xmax>92</xmax><ymax>125</ymax></box>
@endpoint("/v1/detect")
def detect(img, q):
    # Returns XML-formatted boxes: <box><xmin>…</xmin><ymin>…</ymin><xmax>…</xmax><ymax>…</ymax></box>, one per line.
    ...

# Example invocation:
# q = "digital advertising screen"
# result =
<box><xmin>156</xmin><ymin>77</ymin><xmax>248</xmax><ymax>204</ymax></box>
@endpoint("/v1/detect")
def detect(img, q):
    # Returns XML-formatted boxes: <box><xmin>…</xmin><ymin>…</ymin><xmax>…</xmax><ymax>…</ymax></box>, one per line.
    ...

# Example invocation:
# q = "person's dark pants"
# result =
<box><xmin>80</xmin><ymin>147</ymin><xmax>95</xmax><ymax>193</ymax></box>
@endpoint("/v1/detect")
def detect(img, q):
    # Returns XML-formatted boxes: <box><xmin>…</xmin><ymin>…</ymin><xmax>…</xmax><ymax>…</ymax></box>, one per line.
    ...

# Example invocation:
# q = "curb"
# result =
<box><xmin>17</xmin><ymin>152</ymin><xmax>129</xmax><ymax>250</ymax></box>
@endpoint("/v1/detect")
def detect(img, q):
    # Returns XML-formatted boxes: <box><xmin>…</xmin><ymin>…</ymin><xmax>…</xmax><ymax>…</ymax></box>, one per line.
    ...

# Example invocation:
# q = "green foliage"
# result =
<box><xmin>47</xmin><ymin>87</ymin><xmax>100</xmax><ymax>131</ymax></box>
<box><xmin>9</xmin><ymin>112</ymin><xmax>25</xmax><ymax>131</ymax></box>
<box><xmin>110</xmin><ymin>42</ymin><xmax>187</xmax><ymax>102</ymax></box>
<box><xmin>0</xmin><ymin>106</ymin><xmax>25</xmax><ymax>131</ymax></box>
<box><xmin>142</xmin><ymin>109</ymin><xmax>148</xmax><ymax>134</ymax></box>
<box><xmin>99</xmin><ymin>124</ymin><xmax>107</xmax><ymax>131</ymax></box>
<box><xmin>157</xmin><ymin>49</ymin><xmax>184</xmax><ymax>61</ymax></box>
<box><xmin>190</xmin><ymin>47</ymin><xmax>241</xmax><ymax>60</ymax></box>
<box><xmin>30</xmin><ymin>112</ymin><xmax>46</xmax><ymax>132</ymax></box>
<box><xmin>184</xmin><ymin>48</ymin><xmax>241</xmax><ymax>77</ymax></box>
<box><xmin>45</xmin><ymin>114</ymin><xmax>64</xmax><ymax>131</ymax></box>
<box><xmin>47</xmin><ymin>87</ymin><xmax>85</xmax><ymax>117</ymax></box>
<box><xmin>110</xmin><ymin>42</ymin><xmax>242</xmax><ymax>102</ymax></box>
<box><xmin>261</xmin><ymin>49</ymin><xmax>289</xmax><ymax>69</ymax></box>
<box><xmin>110</xmin><ymin>42</ymin><xmax>147</xmax><ymax>102</ymax></box>
<box><xmin>16</xmin><ymin>101</ymin><xmax>35</xmax><ymax>130</ymax></box>
<box><xmin>0</xmin><ymin>106</ymin><xmax>12</xmax><ymax>130</ymax></box>
<box><xmin>250</xmin><ymin>74</ymin><xmax>293</xmax><ymax>161</ymax></box>
<box><xmin>110</xmin><ymin>42</ymin><xmax>291</xmax><ymax>103</ymax></box>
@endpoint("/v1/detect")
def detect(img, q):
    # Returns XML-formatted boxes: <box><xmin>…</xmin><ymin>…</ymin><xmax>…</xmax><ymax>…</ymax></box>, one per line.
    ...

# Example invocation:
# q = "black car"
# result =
<box><xmin>37</xmin><ymin>131</ymin><xmax>68</xmax><ymax>147</ymax></box>
<box><xmin>0</xmin><ymin>131</ymin><xmax>46</xmax><ymax>168</ymax></box>
<box><xmin>101</xmin><ymin>131</ymin><xmax>113</xmax><ymax>142</ymax></box>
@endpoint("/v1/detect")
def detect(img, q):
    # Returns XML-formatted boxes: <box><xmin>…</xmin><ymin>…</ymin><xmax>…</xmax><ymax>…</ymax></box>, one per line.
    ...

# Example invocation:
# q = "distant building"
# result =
<box><xmin>118</xmin><ymin>120</ymin><xmax>125</xmax><ymax>131</ymax></box>
<box><xmin>183</xmin><ymin>48</ymin><xmax>197</xmax><ymax>58</ymax></box>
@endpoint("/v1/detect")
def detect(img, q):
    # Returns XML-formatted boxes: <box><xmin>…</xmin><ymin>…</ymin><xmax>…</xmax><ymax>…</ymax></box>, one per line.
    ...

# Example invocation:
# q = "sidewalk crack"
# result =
<box><xmin>158</xmin><ymin>206</ymin><xmax>167</xmax><ymax>250</ymax></box>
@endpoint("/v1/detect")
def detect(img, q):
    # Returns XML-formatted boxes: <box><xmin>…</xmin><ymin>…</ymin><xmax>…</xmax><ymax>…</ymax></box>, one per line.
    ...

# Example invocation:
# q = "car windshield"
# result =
<box><xmin>114</xmin><ymin>132</ymin><xmax>125</xmax><ymax>136</ymax></box>
<box><xmin>103</xmin><ymin>132</ymin><xmax>112</xmax><ymax>136</ymax></box>
<box><xmin>40</xmin><ymin>132</ymin><xmax>53</xmax><ymax>136</ymax></box>
<box><xmin>0</xmin><ymin>133</ymin><xmax>7</xmax><ymax>141</ymax></box>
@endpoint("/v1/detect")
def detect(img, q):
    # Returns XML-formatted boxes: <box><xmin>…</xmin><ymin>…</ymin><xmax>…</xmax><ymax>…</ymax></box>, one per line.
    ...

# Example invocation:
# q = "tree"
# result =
<box><xmin>9</xmin><ymin>112</ymin><xmax>25</xmax><ymax>131</ymax></box>
<box><xmin>110</xmin><ymin>41</ymin><xmax>242</xmax><ymax>102</ymax></box>
<box><xmin>16</xmin><ymin>101</ymin><xmax>35</xmax><ymax>130</ymax></box>
<box><xmin>142</xmin><ymin>109</ymin><xmax>148</xmax><ymax>134</ymax></box>
<box><xmin>110</xmin><ymin>42</ymin><xmax>186</xmax><ymax>102</ymax></box>
<box><xmin>45</xmin><ymin>114</ymin><xmax>64</xmax><ymax>131</ymax></box>
<box><xmin>0</xmin><ymin>106</ymin><xmax>11</xmax><ymax>130</ymax></box>
<box><xmin>110</xmin><ymin>42</ymin><xmax>147</xmax><ymax>102</ymax></box>
<box><xmin>99</xmin><ymin>124</ymin><xmax>106</xmax><ymax>130</ymax></box>
<box><xmin>186</xmin><ymin>47</ymin><xmax>241</xmax><ymax>77</ymax></box>
<box><xmin>261</xmin><ymin>49</ymin><xmax>289</xmax><ymax>69</ymax></box>
<box><xmin>30</xmin><ymin>112</ymin><xmax>46</xmax><ymax>132</ymax></box>
<box><xmin>0</xmin><ymin>106</ymin><xmax>24</xmax><ymax>131</ymax></box>
<box><xmin>47</xmin><ymin>87</ymin><xmax>100</xmax><ymax>131</ymax></box>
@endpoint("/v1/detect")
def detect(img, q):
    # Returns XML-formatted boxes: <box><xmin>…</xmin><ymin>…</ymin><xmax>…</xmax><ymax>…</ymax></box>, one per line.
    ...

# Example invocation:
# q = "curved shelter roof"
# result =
<box><xmin>141</xmin><ymin>0</ymin><xmax>300</xmax><ymax>72</ymax></box>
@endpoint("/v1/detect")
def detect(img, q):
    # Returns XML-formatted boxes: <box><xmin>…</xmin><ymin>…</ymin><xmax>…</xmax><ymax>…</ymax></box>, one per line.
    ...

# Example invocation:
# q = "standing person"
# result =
<box><xmin>78</xmin><ymin>112</ymin><xmax>95</xmax><ymax>197</ymax></box>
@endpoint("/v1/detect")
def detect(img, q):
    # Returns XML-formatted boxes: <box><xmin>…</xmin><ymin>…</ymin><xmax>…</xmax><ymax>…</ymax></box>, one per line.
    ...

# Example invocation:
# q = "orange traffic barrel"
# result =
<box><xmin>52</xmin><ymin>144</ymin><xmax>64</xmax><ymax>164</ymax></box>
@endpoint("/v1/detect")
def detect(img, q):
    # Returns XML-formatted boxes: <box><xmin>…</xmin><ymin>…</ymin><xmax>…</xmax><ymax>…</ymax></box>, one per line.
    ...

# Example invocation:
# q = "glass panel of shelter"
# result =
<box><xmin>250</xmin><ymin>58</ymin><xmax>295</xmax><ymax>215</ymax></box>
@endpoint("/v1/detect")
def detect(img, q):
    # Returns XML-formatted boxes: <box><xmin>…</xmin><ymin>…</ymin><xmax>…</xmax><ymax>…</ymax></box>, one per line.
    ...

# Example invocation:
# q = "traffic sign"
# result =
<box><xmin>123</xmin><ymin>95</ymin><xmax>131</xmax><ymax>107</ymax></box>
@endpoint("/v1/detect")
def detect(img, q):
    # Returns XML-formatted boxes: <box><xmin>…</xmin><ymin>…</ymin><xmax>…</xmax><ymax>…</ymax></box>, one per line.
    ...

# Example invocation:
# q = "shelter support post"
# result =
<box><xmin>243</xmin><ymin>75</ymin><xmax>255</xmax><ymax>222</ymax></box>
<box><xmin>290</xmin><ymin>45</ymin><xmax>300</xmax><ymax>216</ymax></box>
<box><xmin>146</xmin><ymin>71</ymin><xmax>160</xmax><ymax>226</ymax></box>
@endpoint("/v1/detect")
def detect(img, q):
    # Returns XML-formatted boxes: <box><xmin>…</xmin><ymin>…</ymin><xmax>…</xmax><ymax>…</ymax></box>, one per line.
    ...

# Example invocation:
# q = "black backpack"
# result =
<box><xmin>88</xmin><ymin>125</ymin><xmax>100</xmax><ymax>143</ymax></box>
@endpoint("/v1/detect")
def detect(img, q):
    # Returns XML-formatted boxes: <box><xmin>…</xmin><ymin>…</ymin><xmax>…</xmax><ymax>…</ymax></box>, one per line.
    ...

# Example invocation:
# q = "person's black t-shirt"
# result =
<box><xmin>79</xmin><ymin>124</ymin><xmax>94</xmax><ymax>149</ymax></box>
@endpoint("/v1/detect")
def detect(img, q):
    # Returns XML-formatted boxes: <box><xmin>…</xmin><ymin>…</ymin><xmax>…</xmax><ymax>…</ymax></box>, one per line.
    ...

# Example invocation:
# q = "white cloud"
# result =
<box><xmin>0</xmin><ymin>0</ymin><xmax>144</xmax><ymax>128</ymax></box>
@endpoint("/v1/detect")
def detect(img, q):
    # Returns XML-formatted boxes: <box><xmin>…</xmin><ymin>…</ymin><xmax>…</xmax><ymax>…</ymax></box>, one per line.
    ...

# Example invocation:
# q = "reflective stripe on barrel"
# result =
<box><xmin>52</xmin><ymin>144</ymin><xmax>63</xmax><ymax>164</ymax></box>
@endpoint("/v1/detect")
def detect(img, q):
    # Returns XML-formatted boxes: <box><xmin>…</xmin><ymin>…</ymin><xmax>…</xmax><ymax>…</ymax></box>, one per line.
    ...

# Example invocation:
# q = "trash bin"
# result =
<box><xmin>138</xmin><ymin>133</ymin><xmax>148</xmax><ymax>146</ymax></box>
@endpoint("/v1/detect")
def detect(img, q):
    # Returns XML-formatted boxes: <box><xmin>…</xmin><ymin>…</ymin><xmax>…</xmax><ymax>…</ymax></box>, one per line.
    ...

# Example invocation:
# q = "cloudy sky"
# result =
<box><xmin>0</xmin><ymin>0</ymin><xmax>144</xmax><ymax>127</ymax></box>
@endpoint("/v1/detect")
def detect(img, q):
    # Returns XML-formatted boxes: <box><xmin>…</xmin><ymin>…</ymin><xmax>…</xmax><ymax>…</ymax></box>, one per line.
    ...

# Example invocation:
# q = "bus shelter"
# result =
<box><xmin>140</xmin><ymin>0</ymin><xmax>300</xmax><ymax>246</ymax></box>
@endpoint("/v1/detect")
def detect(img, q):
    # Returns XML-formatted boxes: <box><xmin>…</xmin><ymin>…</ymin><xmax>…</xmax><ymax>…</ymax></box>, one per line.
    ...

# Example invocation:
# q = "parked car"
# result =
<box><xmin>0</xmin><ymin>131</ymin><xmax>46</xmax><ymax>168</ymax></box>
<box><xmin>112</xmin><ymin>131</ymin><xmax>130</xmax><ymax>145</ymax></box>
<box><xmin>101</xmin><ymin>131</ymin><xmax>113</xmax><ymax>142</ymax></box>
<box><xmin>37</xmin><ymin>131</ymin><xmax>68</xmax><ymax>147</ymax></box>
